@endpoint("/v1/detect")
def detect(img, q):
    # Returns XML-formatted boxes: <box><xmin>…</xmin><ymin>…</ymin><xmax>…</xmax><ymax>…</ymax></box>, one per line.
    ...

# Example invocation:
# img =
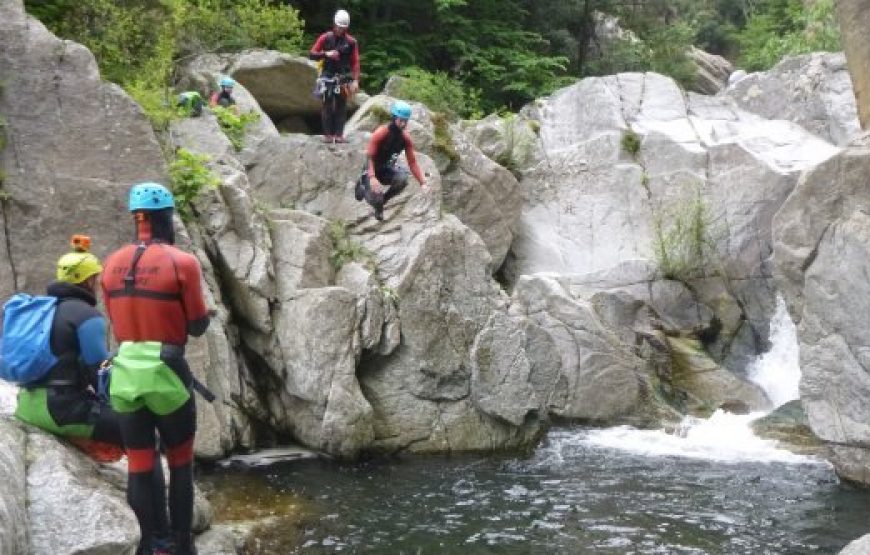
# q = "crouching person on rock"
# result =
<box><xmin>355</xmin><ymin>100</ymin><xmax>428</xmax><ymax>221</ymax></box>
<box><xmin>13</xmin><ymin>235</ymin><xmax>171</xmax><ymax>553</ymax></box>
<box><xmin>102</xmin><ymin>182</ymin><xmax>210</xmax><ymax>555</ymax></box>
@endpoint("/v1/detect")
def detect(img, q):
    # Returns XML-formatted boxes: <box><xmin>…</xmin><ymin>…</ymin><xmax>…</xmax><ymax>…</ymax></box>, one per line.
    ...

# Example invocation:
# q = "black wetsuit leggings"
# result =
<box><xmin>118</xmin><ymin>397</ymin><xmax>196</xmax><ymax>554</ymax></box>
<box><xmin>363</xmin><ymin>166</ymin><xmax>409</xmax><ymax>209</ymax></box>
<box><xmin>322</xmin><ymin>87</ymin><xmax>348</xmax><ymax>137</ymax></box>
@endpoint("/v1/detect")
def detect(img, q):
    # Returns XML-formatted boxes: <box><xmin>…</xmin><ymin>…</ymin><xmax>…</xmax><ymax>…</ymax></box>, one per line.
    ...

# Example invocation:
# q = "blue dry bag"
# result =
<box><xmin>0</xmin><ymin>294</ymin><xmax>59</xmax><ymax>384</ymax></box>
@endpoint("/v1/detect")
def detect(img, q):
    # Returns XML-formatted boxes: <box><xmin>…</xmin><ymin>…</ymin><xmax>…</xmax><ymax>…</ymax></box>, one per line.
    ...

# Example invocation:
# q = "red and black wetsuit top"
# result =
<box><xmin>366</xmin><ymin>123</ymin><xmax>426</xmax><ymax>183</ymax></box>
<box><xmin>309</xmin><ymin>31</ymin><xmax>360</xmax><ymax>80</ymax></box>
<box><xmin>101</xmin><ymin>242</ymin><xmax>208</xmax><ymax>346</ymax></box>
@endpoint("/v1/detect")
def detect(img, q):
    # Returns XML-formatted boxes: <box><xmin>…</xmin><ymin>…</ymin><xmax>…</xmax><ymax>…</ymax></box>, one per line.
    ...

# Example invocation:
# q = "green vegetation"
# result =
<box><xmin>392</xmin><ymin>67</ymin><xmax>482</xmax><ymax>120</ymax></box>
<box><xmin>213</xmin><ymin>106</ymin><xmax>260</xmax><ymax>151</ymax></box>
<box><xmin>652</xmin><ymin>187</ymin><xmax>718</xmax><ymax>282</ymax></box>
<box><xmin>494</xmin><ymin>113</ymin><xmax>536</xmax><ymax>176</ymax></box>
<box><xmin>736</xmin><ymin>0</ymin><xmax>840</xmax><ymax>70</ymax></box>
<box><xmin>368</xmin><ymin>104</ymin><xmax>393</xmax><ymax>126</ymax></box>
<box><xmin>168</xmin><ymin>148</ymin><xmax>221</xmax><ymax>222</ymax></box>
<box><xmin>431</xmin><ymin>113</ymin><xmax>460</xmax><ymax>167</ymax></box>
<box><xmin>25</xmin><ymin>0</ymin><xmax>304</xmax><ymax>127</ymax></box>
<box><xmin>24</xmin><ymin>0</ymin><xmax>839</xmax><ymax>122</ymax></box>
<box><xmin>327</xmin><ymin>219</ymin><xmax>376</xmax><ymax>272</ymax></box>
<box><xmin>621</xmin><ymin>129</ymin><xmax>641</xmax><ymax>157</ymax></box>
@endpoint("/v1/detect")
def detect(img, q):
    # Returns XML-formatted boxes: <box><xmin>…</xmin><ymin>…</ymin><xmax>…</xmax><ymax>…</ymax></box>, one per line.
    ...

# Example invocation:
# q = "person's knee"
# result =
<box><xmin>393</xmin><ymin>177</ymin><xmax>408</xmax><ymax>194</ymax></box>
<box><xmin>127</xmin><ymin>447</ymin><xmax>157</xmax><ymax>473</ymax></box>
<box><xmin>165</xmin><ymin>436</ymin><xmax>194</xmax><ymax>468</ymax></box>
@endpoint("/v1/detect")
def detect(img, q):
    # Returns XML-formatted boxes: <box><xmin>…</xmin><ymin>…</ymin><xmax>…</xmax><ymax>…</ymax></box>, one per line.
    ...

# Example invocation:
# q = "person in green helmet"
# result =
<box><xmin>14</xmin><ymin>234</ymin><xmax>170</xmax><ymax>555</ymax></box>
<box><xmin>102</xmin><ymin>182</ymin><xmax>210</xmax><ymax>555</ymax></box>
<box><xmin>14</xmin><ymin>235</ymin><xmax>121</xmax><ymax>446</ymax></box>
<box><xmin>177</xmin><ymin>91</ymin><xmax>204</xmax><ymax>117</ymax></box>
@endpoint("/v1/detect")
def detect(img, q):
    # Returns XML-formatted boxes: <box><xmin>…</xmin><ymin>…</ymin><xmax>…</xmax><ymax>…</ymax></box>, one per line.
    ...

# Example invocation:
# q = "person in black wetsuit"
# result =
<box><xmin>309</xmin><ymin>9</ymin><xmax>360</xmax><ymax>143</ymax></box>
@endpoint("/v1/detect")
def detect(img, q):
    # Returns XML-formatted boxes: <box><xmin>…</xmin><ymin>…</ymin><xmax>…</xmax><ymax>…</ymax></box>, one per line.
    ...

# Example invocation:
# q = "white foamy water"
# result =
<box><xmin>573</xmin><ymin>411</ymin><xmax>821</xmax><ymax>465</ymax></box>
<box><xmin>561</xmin><ymin>296</ymin><xmax>814</xmax><ymax>465</ymax></box>
<box><xmin>747</xmin><ymin>295</ymin><xmax>801</xmax><ymax>408</ymax></box>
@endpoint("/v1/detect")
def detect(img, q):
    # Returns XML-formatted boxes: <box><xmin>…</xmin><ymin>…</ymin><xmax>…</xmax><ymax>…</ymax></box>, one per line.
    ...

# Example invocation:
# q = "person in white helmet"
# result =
<box><xmin>309</xmin><ymin>9</ymin><xmax>360</xmax><ymax>143</ymax></box>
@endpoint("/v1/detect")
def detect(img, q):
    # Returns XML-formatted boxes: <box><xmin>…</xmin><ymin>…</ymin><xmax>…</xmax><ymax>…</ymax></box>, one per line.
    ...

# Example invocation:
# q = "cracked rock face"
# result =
<box><xmin>725</xmin><ymin>52</ymin><xmax>861</xmax><ymax>146</ymax></box>
<box><xmin>508</xmin><ymin>72</ymin><xmax>840</xmax><ymax>282</ymax></box>
<box><xmin>0</xmin><ymin>1</ymin><xmax>167</xmax><ymax>298</ymax></box>
<box><xmin>773</xmin><ymin>132</ymin><xmax>870</xmax><ymax>483</ymax></box>
<box><xmin>463</xmin><ymin>70</ymin><xmax>849</xmax><ymax>369</ymax></box>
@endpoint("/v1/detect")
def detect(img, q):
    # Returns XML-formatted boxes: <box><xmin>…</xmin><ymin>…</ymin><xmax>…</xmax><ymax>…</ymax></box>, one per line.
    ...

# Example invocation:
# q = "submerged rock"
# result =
<box><xmin>750</xmin><ymin>400</ymin><xmax>827</xmax><ymax>457</ymax></box>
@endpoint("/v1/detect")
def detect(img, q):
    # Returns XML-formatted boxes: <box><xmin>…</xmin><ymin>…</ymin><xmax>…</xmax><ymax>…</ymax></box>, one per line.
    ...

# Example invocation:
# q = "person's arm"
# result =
<box><xmin>402</xmin><ymin>132</ymin><xmax>428</xmax><ymax>189</ymax></box>
<box><xmin>366</xmin><ymin>126</ymin><xmax>389</xmax><ymax>192</ymax></box>
<box><xmin>208</xmin><ymin>92</ymin><xmax>219</xmax><ymax>108</ymax></box>
<box><xmin>309</xmin><ymin>33</ymin><xmax>330</xmax><ymax>60</ymax></box>
<box><xmin>177</xmin><ymin>253</ymin><xmax>210</xmax><ymax>337</ymax></box>
<box><xmin>77</xmin><ymin>315</ymin><xmax>109</xmax><ymax>386</ymax></box>
<box><xmin>349</xmin><ymin>36</ymin><xmax>360</xmax><ymax>83</ymax></box>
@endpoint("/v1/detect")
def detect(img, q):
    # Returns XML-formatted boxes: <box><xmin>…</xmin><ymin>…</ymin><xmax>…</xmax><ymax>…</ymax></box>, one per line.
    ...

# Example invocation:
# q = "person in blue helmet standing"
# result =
<box><xmin>102</xmin><ymin>182</ymin><xmax>210</xmax><ymax>555</ymax></box>
<box><xmin>355</xmin><ymin>100</ymin><xmax>428</xmax><ymax>220</ymax></box>
<box><xmin>209</xmin><ymin>76</ymin><xmax>237</xmax><ymax>110</ymax></box>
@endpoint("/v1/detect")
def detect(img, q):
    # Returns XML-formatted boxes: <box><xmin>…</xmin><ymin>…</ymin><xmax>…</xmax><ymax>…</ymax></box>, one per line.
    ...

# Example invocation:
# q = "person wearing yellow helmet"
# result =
<box><xmin>13</xmin><ymin>235</ymin><xmax>171</xmax><ymax>554</ymax></box>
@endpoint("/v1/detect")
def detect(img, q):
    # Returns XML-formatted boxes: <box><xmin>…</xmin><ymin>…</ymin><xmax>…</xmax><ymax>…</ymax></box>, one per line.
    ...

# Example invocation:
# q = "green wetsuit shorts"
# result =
<box><xmin>109</xmin><ymin>341</ymin><xmax>191</xmax><ymax>416</ymax></box>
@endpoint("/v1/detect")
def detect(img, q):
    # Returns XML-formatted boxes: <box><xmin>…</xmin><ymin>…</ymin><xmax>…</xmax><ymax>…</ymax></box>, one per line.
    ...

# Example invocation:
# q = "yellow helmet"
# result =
<box><xmin>56</xmin><ymin>235</ymin><xmax>103</xmax><ymax>284</ymax></box>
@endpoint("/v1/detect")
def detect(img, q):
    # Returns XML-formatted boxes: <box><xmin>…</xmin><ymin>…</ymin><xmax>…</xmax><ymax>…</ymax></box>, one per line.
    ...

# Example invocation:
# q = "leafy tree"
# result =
<box><xmin>391</xmin><ymin>67</ymin><xmax>481</xmax><ymax>119</ymax></box>
<box><xmin>736</xmin><ymin>0</ymin><xmax>840</xmax><ymax>70</ymax></box>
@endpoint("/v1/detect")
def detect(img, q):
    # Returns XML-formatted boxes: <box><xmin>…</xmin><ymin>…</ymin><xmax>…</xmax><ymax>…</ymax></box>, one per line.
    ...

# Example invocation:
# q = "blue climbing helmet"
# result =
<box><xmin>220</xmin><ymin>76</ymin><xmax>236</xmax><ymax>88</ymax></box>
<box><xmin>128</xmin><ymin>182</ymin><xmax>175</xmax><ymax>212</ymax></box>
<box><xmin>390</xmin><ymin>100</ymin><xmax>412</xmax><ymax>120</ymax></box>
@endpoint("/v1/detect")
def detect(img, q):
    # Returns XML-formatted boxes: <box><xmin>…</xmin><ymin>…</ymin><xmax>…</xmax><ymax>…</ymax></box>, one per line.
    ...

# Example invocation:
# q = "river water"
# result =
<box><xmin>201</xmin><ymin>299</ymin><xmax>870</xmax><ymax>553</ymax></box>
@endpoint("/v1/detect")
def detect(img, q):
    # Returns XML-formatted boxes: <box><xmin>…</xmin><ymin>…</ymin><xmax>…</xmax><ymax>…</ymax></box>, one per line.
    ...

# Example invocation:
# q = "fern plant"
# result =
<box><xmin>169</xmin><ymin>148</ymin><xmax>220</xmax><ymax>222</ymax></box>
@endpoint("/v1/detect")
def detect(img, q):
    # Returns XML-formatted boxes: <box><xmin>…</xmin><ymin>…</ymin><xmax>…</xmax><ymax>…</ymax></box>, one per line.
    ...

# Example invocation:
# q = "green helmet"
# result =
<box><xmin>56</xmin><ymin>251</ymin><xmax>102</xmax><ymax>284</ymax></box>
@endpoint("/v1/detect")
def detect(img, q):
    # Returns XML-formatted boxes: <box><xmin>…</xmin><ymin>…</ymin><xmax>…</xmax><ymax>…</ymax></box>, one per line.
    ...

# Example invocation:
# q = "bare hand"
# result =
<box><xmin>420</xmin><ymin>182</ymin><xmax>430</xmax><ymax>194</ymax></box>
<box><xmin>326</xmin><ymin>50</ymin><xmax>339</xmax><ymax>60</ymax></box>
<box><xmin>371</xmin><ymin>179</ymin><xmax>382</xmax><ymax>194</ymax></box>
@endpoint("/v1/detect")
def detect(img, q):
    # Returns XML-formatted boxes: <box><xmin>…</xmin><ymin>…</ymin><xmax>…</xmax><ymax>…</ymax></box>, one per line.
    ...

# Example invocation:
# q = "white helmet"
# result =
<box><xmin>334</xmin><ymin>9</ymin><xmax>350</xmax><ymax>28</ymax></box>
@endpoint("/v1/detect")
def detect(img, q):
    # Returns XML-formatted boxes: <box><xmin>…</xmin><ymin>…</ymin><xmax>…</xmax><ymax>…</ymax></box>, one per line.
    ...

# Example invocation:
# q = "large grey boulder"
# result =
<box><xmin>508</xmin><ymin>71</ymin><xmax>838</xmax><ymax>280</ymax></box>
<box><xmin>26</xmin><ymin>432</ymin><xmax>139</xmax><ymax>554</ymax></box>
<box><xmin>509</xmin><ymin>275</ymin><xmax>649</xmax><ymax>421</ymax></box>
<box><xmin>459</xmin><ymin>70</ymin><xmax>841</xmax><ymax>372</ymax></box>
<box><xmin>177</xmin><ymin>49</ymin><xmax>364</xmax><ymax>130</ymax></box>
<box><xmin>687</xmin><ymin>46</ymin><xmax>732</xmax><ymax>95</ymax></box>
<box><xmin>725</xmin><ymin>52</ymin><xmax>861</xmax><ymax>145</ymax></box>
<box><xmin>228</xmin><ymin>50</ymin><xmax>322</xmax><ymax>119</ymax></box>
<box><xmin>841</xmin><ymin>533</ymin><xmax>870</xmax><ymax>555</ymax></box>
<box><xmin>0</xmin><ymin>0</ymin><xmax>166</xmax><ymax>297</ymax></box>
<box><xmin>835</xmin><ymin>0</ymin><xmax>870</xmax><ymax>129</ymax></box>
<box><xmin>0</xmin><ymin>419</ymin><xmax>27</xmax><ymax>555</ymax></box>
<box><xmin>773</xmin><ymin>132</ymin><xmax>870</xmax><ymax>483</ymax></box>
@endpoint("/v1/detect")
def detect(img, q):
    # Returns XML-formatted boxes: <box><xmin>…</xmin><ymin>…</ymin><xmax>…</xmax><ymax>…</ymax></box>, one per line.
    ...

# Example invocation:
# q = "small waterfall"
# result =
<box><xmin>747</xmin><ymin>295</ymin><xmax>801</xmax><ymax>408</ymax></box>
<box><xmin>573</xmin><ymin>294</ymin><xmax>815</xmax><ymax>464</ymax></box>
